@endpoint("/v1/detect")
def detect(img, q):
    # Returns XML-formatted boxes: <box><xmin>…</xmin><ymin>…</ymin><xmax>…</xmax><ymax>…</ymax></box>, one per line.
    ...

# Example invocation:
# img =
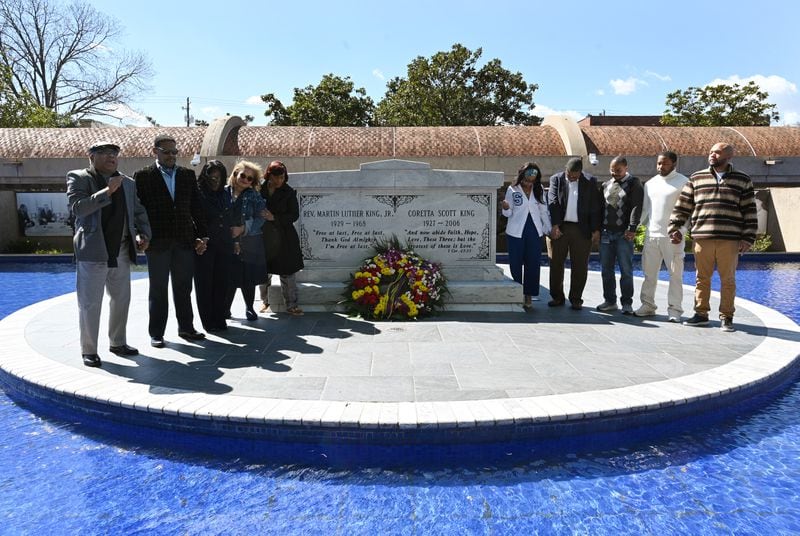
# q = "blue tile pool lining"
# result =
<box><xmin>1</xmin><ymin>274</ymin><xmax>798</xmax><ymax>445</ymax></box>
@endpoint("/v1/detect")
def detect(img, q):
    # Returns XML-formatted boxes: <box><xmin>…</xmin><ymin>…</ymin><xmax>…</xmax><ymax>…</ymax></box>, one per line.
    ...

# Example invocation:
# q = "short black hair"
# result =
<box><xmin>565</xmin><ymin>157</ymin><xmax>583</xmax><ymax>173</ymax></box>
<box><xmin>658</xmin><ymin>150</ymin><xmax>678</xmax><ymax>163</ymax></box>
<box><xmin>611</xmin><ymin>155</ymin><xmax>627</xmax><ymax>166</ymax></box>
<box><xmin>153</xmin><ymin>134</ymin><xmax>176</xmax><ymax>148</ymax></box>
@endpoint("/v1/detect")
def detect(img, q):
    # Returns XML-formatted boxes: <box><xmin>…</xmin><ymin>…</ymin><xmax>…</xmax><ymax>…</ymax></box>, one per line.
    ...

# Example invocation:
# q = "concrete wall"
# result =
<box><xmin>2</xmin><ymin>119</ymin><xmax>799</xmax><ymax>251</ymax></box>
<box><xmin>768</xmin><ymin>188</ymin><xmax>800</xmax><ymax>252</ymax></box>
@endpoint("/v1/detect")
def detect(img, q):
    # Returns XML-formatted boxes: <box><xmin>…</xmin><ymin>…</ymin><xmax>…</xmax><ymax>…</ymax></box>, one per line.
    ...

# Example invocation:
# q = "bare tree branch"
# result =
<box><xmin>0</xmin><ymin>0</ymin><xmax>152</xmax><ymax>120</ymax></box>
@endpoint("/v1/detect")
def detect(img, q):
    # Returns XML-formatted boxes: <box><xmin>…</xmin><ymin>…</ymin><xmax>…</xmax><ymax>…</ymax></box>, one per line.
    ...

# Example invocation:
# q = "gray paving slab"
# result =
<box><xmin>1</xmin><ymin>267</ymin><xmax>798</xmax><ymax>440</ymax></box>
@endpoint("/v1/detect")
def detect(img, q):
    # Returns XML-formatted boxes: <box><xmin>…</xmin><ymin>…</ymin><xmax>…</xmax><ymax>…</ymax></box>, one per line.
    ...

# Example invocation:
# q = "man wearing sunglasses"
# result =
<box><xmin>134</xmin><ymin>134</ymin><xmax>208</xmax><ymax>348</ymax></box>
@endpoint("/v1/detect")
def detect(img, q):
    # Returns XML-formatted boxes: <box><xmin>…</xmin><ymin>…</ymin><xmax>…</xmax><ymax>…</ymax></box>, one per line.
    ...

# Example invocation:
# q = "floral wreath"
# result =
<box><xmin>343</xmin><ymin>237</ymin><xmax>448</xmax><ymax>320</ymax></box>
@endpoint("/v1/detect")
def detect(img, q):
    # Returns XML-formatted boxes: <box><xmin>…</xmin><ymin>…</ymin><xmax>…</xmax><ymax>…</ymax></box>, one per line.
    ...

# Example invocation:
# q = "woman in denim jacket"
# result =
<box><xmin>224</xmin><ymin>160</ymin><xmax>267</xmax><ymax>321</ymax></box>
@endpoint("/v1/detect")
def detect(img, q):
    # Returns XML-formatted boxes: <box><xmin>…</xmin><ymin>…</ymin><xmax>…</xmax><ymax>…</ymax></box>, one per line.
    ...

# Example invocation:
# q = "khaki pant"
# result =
<box><xmin>76</xmin><ymin>246</ymin><xmax>132</xmax><ymax>354</ymax></box>
<box><xmin>693</xmin><ymin>238</ymin><xmax>739</xmax><ymax>319</ymax></box>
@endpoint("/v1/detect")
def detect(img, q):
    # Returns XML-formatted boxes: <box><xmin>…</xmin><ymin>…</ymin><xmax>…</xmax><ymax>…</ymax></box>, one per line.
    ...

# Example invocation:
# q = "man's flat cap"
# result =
<box><xmin>88</xmin><ymin>141</ymin><xmax>120</xmax><ymax>153</ymax></box>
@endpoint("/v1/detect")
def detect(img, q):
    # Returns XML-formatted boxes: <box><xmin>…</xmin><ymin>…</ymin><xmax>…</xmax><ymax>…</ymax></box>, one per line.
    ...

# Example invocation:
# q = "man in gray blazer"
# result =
<box><xmin>66</xmin><ymin>141</ymin><xmax>151</xmax><ymax>367</ymax></box>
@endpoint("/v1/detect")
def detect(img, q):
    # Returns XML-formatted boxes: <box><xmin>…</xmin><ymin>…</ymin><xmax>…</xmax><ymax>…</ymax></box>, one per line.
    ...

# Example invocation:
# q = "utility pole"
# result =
<box><xmin>182</xmin><ymin>97</ymin><xmax>191</xmax><ymax>127</ymax></box>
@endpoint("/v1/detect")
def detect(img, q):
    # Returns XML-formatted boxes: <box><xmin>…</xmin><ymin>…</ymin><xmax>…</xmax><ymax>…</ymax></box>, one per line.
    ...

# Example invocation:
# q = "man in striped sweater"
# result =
<box><xmin>668</xmin><ymin>143</ymin><xmax>758</xmax><ymax>332</ymax></box>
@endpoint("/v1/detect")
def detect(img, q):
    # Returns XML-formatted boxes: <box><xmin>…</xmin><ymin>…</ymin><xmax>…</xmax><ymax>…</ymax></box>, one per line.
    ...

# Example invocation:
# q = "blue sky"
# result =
<box><xmin>86</xmin><ymin>0</ymin><xmax>800</xmax><ymax>127</ymax></box>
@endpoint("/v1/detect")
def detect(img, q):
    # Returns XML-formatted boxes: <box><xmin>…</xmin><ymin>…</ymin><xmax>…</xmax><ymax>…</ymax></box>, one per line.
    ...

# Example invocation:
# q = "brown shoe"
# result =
<box><xmin>287</xmin><ymin>306</ymin><xmax>304</xmax><ymax>316</ymax></box>
<box><xmin>259</xmin><ymin>303</ymin><xmax>269</xmax><ymax>313</ymax></box>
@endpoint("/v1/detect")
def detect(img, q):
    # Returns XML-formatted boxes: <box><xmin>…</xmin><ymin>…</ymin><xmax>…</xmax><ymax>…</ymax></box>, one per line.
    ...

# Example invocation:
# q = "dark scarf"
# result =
<box><xmin>89</xmin><ymin>168</ymin><xmax>127</xmax><ymax>267</ymax></box>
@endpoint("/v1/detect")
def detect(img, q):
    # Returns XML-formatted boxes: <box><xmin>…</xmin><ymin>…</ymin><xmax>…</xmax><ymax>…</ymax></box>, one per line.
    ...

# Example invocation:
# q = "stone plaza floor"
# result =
<box><xmin>1</xmin><ymin>267</ymin><xmax>798</xmax><ymax>442</ymax></box>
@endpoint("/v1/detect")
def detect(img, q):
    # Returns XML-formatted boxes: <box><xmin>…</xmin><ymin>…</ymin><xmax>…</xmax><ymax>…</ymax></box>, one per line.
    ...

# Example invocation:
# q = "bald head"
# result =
<box><xmin>709</xmin><ymin>143</ymin><xmax>734</xmax><ymax>170</ymax></box>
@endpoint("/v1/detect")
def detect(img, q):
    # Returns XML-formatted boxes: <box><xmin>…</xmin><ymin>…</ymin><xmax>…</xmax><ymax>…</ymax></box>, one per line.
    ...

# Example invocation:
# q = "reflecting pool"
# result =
<box><xmin>1</xmin><ymin>260</ymin><xmax>799</xmax><ymax>533</ymax></box>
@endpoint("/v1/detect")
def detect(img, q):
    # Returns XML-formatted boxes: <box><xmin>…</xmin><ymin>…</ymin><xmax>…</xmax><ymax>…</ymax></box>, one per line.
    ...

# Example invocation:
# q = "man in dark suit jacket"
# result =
<box><xmin>134</xmin><ymin>134</ymin><xmax>208</xmax><ymax>347</ymax></box>
<box><xmin>547</xmin><ymin>157</ymin><xmax>602</xmax><ymax>310</ymax></box>
<box><xmin>67</xmin><ymin>140</ymin><xmax>151</xmax><ymax>367</ymax></box>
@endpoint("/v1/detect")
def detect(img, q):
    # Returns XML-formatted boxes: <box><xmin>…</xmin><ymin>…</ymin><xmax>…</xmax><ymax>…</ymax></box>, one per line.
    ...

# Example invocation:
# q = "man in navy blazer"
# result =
<box><xmin>546</xmin><ymin>157</ymin><xmax>602</xmax><ymax>310</ymax></box>
<box><xmin>134</xmin><ymin>134</ymin><xmax>208</xmax><ymax>348</ymax></box>
<box><xmin>67</xmin><ymin>141</ymin><xmax>151</xmax><ymax>367</ymax></box>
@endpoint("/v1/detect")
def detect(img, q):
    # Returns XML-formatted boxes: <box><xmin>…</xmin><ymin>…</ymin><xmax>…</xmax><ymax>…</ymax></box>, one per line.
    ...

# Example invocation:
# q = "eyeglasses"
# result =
<box><xmin>237</xmin><ymin>171</ymin><xmax>256</xmax><ymax>182</ymax></box>
<box><xmin>156</xmin><ymin>147</ymin><xmax>179</xmax><ymax>155</ymax></box>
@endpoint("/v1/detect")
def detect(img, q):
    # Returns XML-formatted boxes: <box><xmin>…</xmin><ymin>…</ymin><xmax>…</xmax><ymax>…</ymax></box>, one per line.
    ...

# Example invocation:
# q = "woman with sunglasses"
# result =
<box><xmin>224</xmin><ymin>160</ymin><xmax>267</xmax><ymax>321</ymax></box>
<box><xmin>501</xmin><ymin>162</ymin><xmax>551</xmax><ymax>310</ymax></box>
<box><xmin>194</xmin><ymin>160</ymin><xmax>235</xmax><ymax>332</ymax></box>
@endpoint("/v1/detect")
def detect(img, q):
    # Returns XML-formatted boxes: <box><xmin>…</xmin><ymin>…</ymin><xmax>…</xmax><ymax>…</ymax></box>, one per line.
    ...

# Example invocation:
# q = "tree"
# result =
<box><xmin>0</xmin><ymin>64</ymin><xmax>69</xmax><ymax>126</ymax></box>
<box><xmin>661</xmin><ymin>81</ymin><xmax>779</xmax><ymax>126</ymax></box>
<box><xmin>261</xmin><ymin>74</ymin><xmax>375</xmax><ymax>126</ymax></box>
<box><xmin>374</xmin><ymin>44</ymin><xmax>540</xmax><ymax>126</ymax></box>
<box><xmin>0</xmin><ymin>0</ymin><xmax>152</xmax><ymax>120</ymax></box>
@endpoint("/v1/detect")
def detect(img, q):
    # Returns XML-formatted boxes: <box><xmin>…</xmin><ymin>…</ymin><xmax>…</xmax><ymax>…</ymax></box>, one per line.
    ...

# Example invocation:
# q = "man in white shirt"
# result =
<box><xmin>635</xmin><ymin>151</ymin><xmax>689</xmax><ymax>322</ymax></box>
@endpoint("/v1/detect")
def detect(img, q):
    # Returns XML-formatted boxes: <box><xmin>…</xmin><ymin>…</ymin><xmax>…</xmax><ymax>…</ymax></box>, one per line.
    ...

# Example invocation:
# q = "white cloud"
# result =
<box><xmin>532</xmin><ymin>104</ymin><xmax>584</xmax><ymax>121</ymax></box>
<box><xmin>609</xmin><ymin>77</ymin><xmax>647</xmax><ymax>95</ymax></box>
<box><xmin>645</xmin><ymin>70</ymin><xmax>671</xmax><ymax>82</ymax></box>
<box><xmin>200</xmin><ymin>106</ymin><xmax>221</xmax><ymax>117</ymax></box>
<box><xmin>706</xmin><ymin>74</ymin><xmax>797</xmax><ymax>95</ymax></box>
<box><xmin>707</xmin><ymin>74</ymin><xmax>799</xmax><ymax>125</ymax></box>
<box><xmin>784</xmin><ymin>111</ymin><xmax>800</xmax><ymax>125</ymax></box>
<box><xmin>90</xmin><ymin>42</ymin><xmax>112</xmax><ymax>53</ymax></box>
<box><xmin>245</xmin><ymin>95</ymin><xmax>263</xmax><ymax>105</ymax></box>
<box><xmin>595</xmin><ymin>89</ymin><xmax>605</xmax><ymax>96</ymax></box>
<box><xmin>372</xmin><ymin>69</ymin><xmax>385</xmax><ymax>81</ymax></box>
<box><xmin>97</xmin><ymin>103</ymin><xmax>151</xmax><ymax>127</ymax></box>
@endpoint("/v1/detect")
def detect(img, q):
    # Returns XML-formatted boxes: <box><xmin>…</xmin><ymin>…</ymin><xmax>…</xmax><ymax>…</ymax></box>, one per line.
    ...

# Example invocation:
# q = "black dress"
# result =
<box><xmin>261</xmin><ymin>183</ymin><xmax>304</xmax><ymax>276</ymax></box>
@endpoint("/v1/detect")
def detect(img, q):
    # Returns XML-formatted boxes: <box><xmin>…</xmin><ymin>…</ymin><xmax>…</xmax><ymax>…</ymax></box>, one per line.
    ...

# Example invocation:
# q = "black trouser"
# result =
<box><xmin>548</xmin><ymin>222</ymin><xmax>592</xmax><ymax>305</ymax></box>
<box><xmin>146</xmin><ymin>243</ymin><xmax>196</xmax><ymax>337</ymax></box>
<box><xmin>194</xmin><ymin>241</ymin><xmax>229</xmax><ymax>330</ymax></box>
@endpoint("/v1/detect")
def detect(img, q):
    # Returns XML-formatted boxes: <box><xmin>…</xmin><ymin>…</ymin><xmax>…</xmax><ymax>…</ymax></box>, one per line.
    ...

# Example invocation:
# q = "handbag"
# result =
<box><xmin>239</xmin><ymin>232</ymin><xmax>266</xmax><ymax>266</ymax></box>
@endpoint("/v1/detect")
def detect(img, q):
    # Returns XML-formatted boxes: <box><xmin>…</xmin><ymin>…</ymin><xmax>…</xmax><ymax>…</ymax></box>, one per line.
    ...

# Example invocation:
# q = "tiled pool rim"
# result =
<box><xmin>1</xmin><ymin>283</ymin><xmax>798</xmax><ymax>445</ymax></box>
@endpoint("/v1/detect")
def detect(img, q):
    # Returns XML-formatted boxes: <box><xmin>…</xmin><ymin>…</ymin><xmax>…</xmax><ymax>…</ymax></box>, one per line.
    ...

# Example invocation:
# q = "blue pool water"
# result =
<box><xmin>1</xmin><ymin>260</ymin><xmax>799</xmax><ymax>533</ymax></box>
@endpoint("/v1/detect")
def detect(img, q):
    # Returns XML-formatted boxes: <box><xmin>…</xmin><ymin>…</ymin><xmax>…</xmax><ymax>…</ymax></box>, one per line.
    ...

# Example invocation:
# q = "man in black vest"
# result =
<box><xmin>67</xmin><ymin>141</ymin><xmax>151</xmax><ymax>367</ymax></box>
<box><xmin>134</xmin><ymin>135</ymin><xmax>208</xmax><ymax>348</ymax></box>
<box><xmin>596</xmin><ymin>156</ymin><xmax>643</xmax><ymax>314</ymax></box>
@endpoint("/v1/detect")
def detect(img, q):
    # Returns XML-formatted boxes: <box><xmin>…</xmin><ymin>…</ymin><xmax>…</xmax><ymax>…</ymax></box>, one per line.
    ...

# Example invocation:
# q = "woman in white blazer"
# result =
<box><xmin>501</xmin><ymin>162</ymin><xmax>552</xmax><ymax>310</ymax></box>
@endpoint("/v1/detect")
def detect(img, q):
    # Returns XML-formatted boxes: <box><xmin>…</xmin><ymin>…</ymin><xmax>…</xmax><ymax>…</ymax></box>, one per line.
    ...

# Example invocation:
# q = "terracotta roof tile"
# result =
<box><xmin>0</xmin><ymin>127</ymin><xmax>205</xmax><ymax>159</ymax></box>
<box><xmin>579</xmin><ymin>126</ymin><xmax>800</xmax><ymax>157</ymax></box>
<box><xmin>2</xmin><ymin>125</ymin><xmax>799</xmax><ymax>159</ymax></box>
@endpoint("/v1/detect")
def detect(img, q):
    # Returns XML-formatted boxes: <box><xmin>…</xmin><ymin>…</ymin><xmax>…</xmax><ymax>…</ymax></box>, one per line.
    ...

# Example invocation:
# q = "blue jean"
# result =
<box><xmin>599</xmin><ymin>230</ymin><xmax>634</xmax><ymax>305</ymax></box>
<box><xmin>506</xmin><ymin>215</ymin><xmax>543</xmax><ymax>297</ymax></box>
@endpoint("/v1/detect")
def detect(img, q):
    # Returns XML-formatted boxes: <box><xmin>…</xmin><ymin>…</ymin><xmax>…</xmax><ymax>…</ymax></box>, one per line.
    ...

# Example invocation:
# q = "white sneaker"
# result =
<box><xmin>668</xmin><ymin>316</ymin><xmax>680</xmax><ymax>323</ymax></box>
<box><xmin>634</xmin><ymin>307</ymin><xmax>656</xmax><ymax>317</ymax></box>
<box><xmin>596</xmin><ymin>301</ymin><xmax>618</xmax><ymax>312</ymax></box>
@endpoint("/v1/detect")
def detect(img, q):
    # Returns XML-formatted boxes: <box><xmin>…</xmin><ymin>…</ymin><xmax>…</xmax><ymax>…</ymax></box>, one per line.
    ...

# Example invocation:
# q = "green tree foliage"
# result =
<box><xmin>0</xmin><ymin>65</ymin><xmax>69</xmax><ymax>126</ymax></box>
<box><xmin>261</xmin><ymin>74</ymin><xmax>375</xmax><ymax>126</ymax></box>
<box><xmin>661</xmin><ymin>81</ymin><xmax>779</xmax><ymax>126</ymax></box>
<box><xmin>374</xmin><ymin>44</ymin><xmax>540</xmax><ymax>126</ymax></box>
